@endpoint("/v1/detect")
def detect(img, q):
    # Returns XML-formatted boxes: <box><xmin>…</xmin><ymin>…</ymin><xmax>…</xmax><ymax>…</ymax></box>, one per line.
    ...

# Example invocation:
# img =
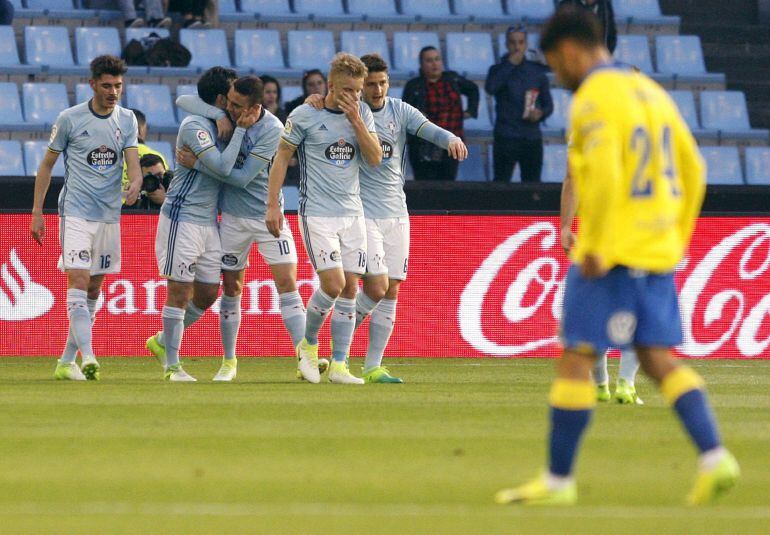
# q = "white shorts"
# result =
<box><xmin>298</xmin><ymin>215</ymin><xmax>367</xmax><ymax>274</ymax></box>
<box><xmin>155</xmin><ymin>214</ymin><xmax>222</xmax><ymax>284</ymax></box>
<box><xmin>219</xmin><ymin>212</ymin><xmax>298</xmax><ymax>270</ymax></box>
<box><xmin>365</xmin><ymin>216</ymin><xmax>410</xmax><ymax>280</ymax></box>
<box><xmin>57</xmin><ymin>216</ymin><xmax>121</xmax><ymax>275</ymax></box>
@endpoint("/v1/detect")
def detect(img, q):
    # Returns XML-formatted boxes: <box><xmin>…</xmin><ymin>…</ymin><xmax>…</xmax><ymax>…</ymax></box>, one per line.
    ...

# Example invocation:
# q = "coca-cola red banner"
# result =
<box><xmin>1</xmin><ymin>214</ymin><xmax>769</xmax><ymax>358</ymax></box>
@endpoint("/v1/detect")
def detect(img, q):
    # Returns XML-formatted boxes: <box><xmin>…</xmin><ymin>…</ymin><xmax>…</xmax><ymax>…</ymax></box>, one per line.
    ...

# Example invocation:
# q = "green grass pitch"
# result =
<box><xmin>0</xmin><ymin>357</ymin><xmax>768</xmax><ymax>534</ymax></box>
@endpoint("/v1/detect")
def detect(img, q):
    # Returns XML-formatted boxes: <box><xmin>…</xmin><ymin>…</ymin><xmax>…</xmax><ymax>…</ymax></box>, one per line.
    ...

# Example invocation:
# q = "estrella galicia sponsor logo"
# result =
<box><xmin>381</xmin><ymin>140</ymin><xmax>393</xmax><ymax>160</ymax></box>
<box><xmin>78</xmin><ymin>250</ymin><xmax>91</xmax><ymax>262</ymax></box>
<box><xmin>325</xmin><ymin>138</ymin><xmax>355</xmax><ymax>167</ymax></box>
<box><xmin>88</xmin><ymin>145</ymin><xmax>117</xmax><ymax>171</ymax></box>
<box><xmin>222</xmin><ymin>254</ymin><xmax>238</xmax><ymax>267</ymax></box>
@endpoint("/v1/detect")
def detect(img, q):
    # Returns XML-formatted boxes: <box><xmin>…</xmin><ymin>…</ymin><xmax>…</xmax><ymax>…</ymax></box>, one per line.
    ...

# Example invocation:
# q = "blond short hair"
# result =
<box><xmin>329</xmin><ymin>52</ymin><xmax>368</xmax><ymax>80</ymax></box>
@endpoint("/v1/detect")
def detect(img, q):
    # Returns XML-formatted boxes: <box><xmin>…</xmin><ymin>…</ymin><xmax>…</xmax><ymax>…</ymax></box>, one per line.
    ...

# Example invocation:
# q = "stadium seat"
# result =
<box><xmin>25</xmin><ymin>26</ymin><xmax>74</xmax><ymax>67</ymax></box>
<box><xmin>700</xmin><ymin>91</ymin><xmax>752</xmax><ymax>132</ymax></box>
<box><xmin>0</xmin><ymin>26</ymin><xmax>22</xmax><ymax>66</ymax></box>
<box><xmin>542</xmin><ymin>144</ymin><xmax>567</xmax><ymax>183</ymax></box>
<box><xmin>401</xmin><ymin>0</ymin><xmax>449</xmax><ymax>17</ymax></box>
<box><xmin>0</xmin><ymin>141</ymin><xmax>26</xmax><ymax>176</ymax></box>
<box><xmin>234</xmin><ymin>29</ymin><xmax>286</xmax><ymax>71</ymax></box>
<box><xmin>180</xmin><ymin>29</ymin><xmax>230</xmax><ymax>69</ymax></box>
<box><xmin>281</xmin><ymin>85</ymin><xmax>303</xmax><ymax>106</ymax></box>
<box><xmin>701</xmin><ymin>146</ymin><xmax>743</xmax><ymax>185</ymax></box>
<box><xmin>463</xmin><ymin>94</ymin><xmax>493</xmax><ymax>135</ymax></box>
<box><xmin>175</xmin><ymin>84</ymin><xmax>197</xmax><ymax>122</ymax></box>
<box><xmin>239</xmin><ymin>0</ymin><xmax>292</xmax><ymax>14</ymax></box>
<box><xmin>293</xmin><ymin>0</ymin><xmax>345</xmax><ymax>16</ymax></box>
<box><xmin>126</xmin><ymin>85</ymin><xmax>177</xmax><ymax>129</ymax></box>
<box><xmin>392</xmin><ymin>32</ymin><xmax>440</xmax><ymax>75</ymax></box>
<box><xmin>340</xmin><ymin>32</ymin><xmax>390</xmax><ymax>65</ymax></box>
<box><xmin>75</xmin><ymin>27</ymin><xmax>121</xmax><ymax>66</ymax></box>
<box><xmin>0</xmin><ymin>83</ymin><xmax>25</xmax><ymax>128</ymax></box>
<box><xmin>75</xmin><ymin>83</ymin><xmax>91</xmax><ymax>104</ymax></box>
<box><xmin>668</xmin><ymin>90</ymin><xmax>700</xmax><ymax>130</ymax></box>
<box><xmin>543</xmin><ymin>88</ymin><xmax>572</xmax><ymax>131</ymax></box>
<box><xmin>457</xmin><ymin>143</ymin><xmax>488</xmax><ymax>181</ymax></box>
<box><xmin>125</xmin><ymin>28</ymin><xmax>171</xmax><ymax>43</ymax></box>
<box><xmin>744</xmin><ymin>147</ymin><xmax>770</xmax><ymax>185</ymax></box>
<box><xmin>287</xmin><ymin>31</ymin><xmax>336</xmax><ymax>71</ymax></box>
<box><xmin>497</xmin><ymin>32</ymin><xmax>544</xmax><ymax>64</ymax></box>
<box><xmin>614</xmin><ymin>35</ymin><xmax>654</xmax><ymax>74</ymax></box>
<box><xmin>454</xmin><ymin>0</ymin><xmax>507</xmax><ymax>22</ymax></box>
<box><xmin>282</xmin><ymin>186</ymin><xmax>299</xmax><ymax>211</ymax></box>
<box><xmin>613</xmin><ymin>0</ymin><xmax>679</xmax><ymax>24</ymax></box>
<box><xmin>219</xmin><ymin>0</ymin><xmax>238</xmax><ymax>13</ymax></box>
<box><xmin>146</xmin><ymin>141</ymin><xmax>174</xmax><ymax>167</ymax></box>
<box><xmin>24</xmin><ymin>140</ymin><xmax>65</xmax><ymax>177</ymax></box>
<box><xmin>25</xmin><ymin>0</ymin><xmax>73</xmax><ymax>8</ymax></box>
<box><xmin>23</xmin><ymin>83</ymin><xmax>69</xmax><ymax>124</ymax></box>
<box><xmin>507</xmin><ymin>0</ymin><xmax>555</xmax><ymax>21</ymax></box>
<box><xmin>446</xmin><ymin>33</ymin><xmax>495</xmax><ymax>78</ymax></box>
<box><xmin>655</xmin><ymin>35</ymin><xmax>706</xmax><ymax>75</ymax></box>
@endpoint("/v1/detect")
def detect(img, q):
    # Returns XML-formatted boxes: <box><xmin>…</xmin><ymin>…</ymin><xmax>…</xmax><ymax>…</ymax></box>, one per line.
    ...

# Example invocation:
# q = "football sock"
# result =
<box><xmin>548</xmin><ymin>378</ymin><xmax>595</xmax><ymax>477</ymax></box>
<box><xmin>330</xmin><ymin>297</ymin><xmax>356</xmax><ymax>363</ymax></box>
<box><xmin>279</xmin><ymin>291</ymin><xmax>306</xmax><ymax>347</ymax></box>
<box><xmin>184</xmin><ymin>302</ymin><xmax>205</xmax><ymax>329</ymax></box>
<box><xmin>593</xmin><ymin>351</ymin><xmax>609</xmax><ymax>385</ymax></box>
<box><xmin>61</xmin><ymin>296</ymin><xmax>98</xmax><ymax>363</ymax></box>
<box><xmin>661</xmin><ymin>366</ymin><xmax>722</xmax><ymax>453</ymax></box>
<box><xmin>618</xmin><ymin>348</ymin><xmax>640</xmax><ymax>385</ymax></box>
<box><xmin>354</xmin><ymin>291</ymin><xmax>379</xmax><ymax>329</ymax></box>
<box><xmin>305</xmin><ymin>289</ymin><xmax>335</xmax><ymax>345</ymax></box>
<box><xmin>66</xmin><ymin>289</ymin><xmax>95</xmax><ymax>361</ymax></box>
<box><xmin>162</xmin><ymin>305</ymin><xmax>186</xmax><ymax>368</ymax></box>
<box><xmin>364</xmin><ymin>298</ymin><xmax>397</xmax><ymax>372</ymax></box>
<box><xmin>219</xmin><ymin>294</ymin><xmax>241</xmax><ymax>360</ymax></box>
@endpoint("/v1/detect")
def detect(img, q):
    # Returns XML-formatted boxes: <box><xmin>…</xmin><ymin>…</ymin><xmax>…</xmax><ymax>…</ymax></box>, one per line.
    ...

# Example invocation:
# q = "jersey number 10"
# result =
<box><xmin>630</xmin><ymin>125</ymin><xmax>681</xmax><ymax>198</ymax></box>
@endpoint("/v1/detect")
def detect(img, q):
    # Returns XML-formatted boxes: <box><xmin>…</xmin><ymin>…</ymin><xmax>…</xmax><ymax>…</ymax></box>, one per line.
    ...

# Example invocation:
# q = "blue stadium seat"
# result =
<box><xmin>239</xmin><ymin>0</ymin><xmax>304</xmax><ymax>21</ymax></box>
<box><xmin>26</xmin><ymin>0</ymin><xmax>73</xmax><ymax>7</ymax></box>
<box><xmin>0</xmin><ymin>141</ymin><xmax>26</xmax><ymax>176</ymax></box>
<box><xmin>75</xmin><ymin>27</ymin><xmax>121</xmax><ymax>66</ymax></box>
<box><xmin>454</xmin><ymin>0</ymin><xmax>507</xmax><ymax>22</ymax></box>
<box><xmin>126</xmin><ymin>85</ymin><xmax>177</xmax><ymax>129</ymax></box>
<box><xmin>219</xmin><ymin>0</ymin><xmax>238</xmax><ymax>13</ymax></box>
<box><xmin>402</xmin><ymin>0</ymin><xmax>467</xmax><ymax>23</ymax></box>
<box><xmin>287</xmin><ymin>31</ymin><xmax>336</xmax><ymax>71</ymax></box>
<box><xmin>293</xmin><ymin>0</ymin><xmax>345</xmax><ymax>16</ymax></box>
<box><xmin>0</xmin><ymin>26</ymin><xmax>21</xmax><ymax>66</ymax></box>
<box><xmin>701</xmin><ymin>146</ymin><xmax>743</xmax><ymax>185</ymax></box>
<box><xmin>497</xmin><ymin>32</ymin><xmax>543</xmax><ymax>63</ymax></box>
<box><xmin>347</xmin><ymin>0</ymin><xmax>410</xmax><ymax>22</ymax></box>
<box><xmin>234</xmin><ymin>29</ymin><xmax>286</xmax><ymax>71</ymax></box>
<box><xmin>125</xmin><ymin>28</ymin><xmax>171</xmax><ymax>43</ymax></box>
<box><xmin>281</xmin><ymin>85</ymin><xmax>303</xmax><ymax>105</ymax></box>
<box><xmin>614</xmin><ymin>35</ymin><xmax>654</xmax><ymax>74</ymax></box>
<box><xmin>340</xmin><ymin>32</ymin><xmax>390</xmax><ymax>65</ymax></box>
<box><xmin>668</xmin><ymin>90</ymin><xmax>700</xmax><ymax>130</ymax></box>
<box><xmin>180</xmin><ymin>29</ymin><xmax>230</xmax><ymax>69</ymax></box>
<box><xmin>614</xmin><ymin>0</ymin><xmax>679</xmax><ymax>24</ymax></box>
<box><xmin>542</xmin><ymin>144</ymin><xmax>568</xmax><ymax>183</ymax></box>
<box><xmin>146</xmin><ymin>141</ymin><xmax>174</xmax><ymax>168</ymax></box>
<box><xmin>463</xmin><ymin>94</ymin><xmax>493</xmax><ymax>135</ymax></box>
<box><xmin>655</xmin><ymin>35</ymin><xmax>706</xmax><ymax>75</ymax></box>
<box><xmin>700</xmin><ymin>91</ymin><xmax>752</xmax><ymax>132</ymax></box>
<box><xmin>392</xmin><ymin>32</ymin><xmax>440</xmax><ymax>75</ymax></box>
<box><xmin>0</xmin><ymin>83</ymin><xmax>25</xmax><ymax>128</ymax></box>
<box><xmin>457</xmin><ymin>143</ymin><xmax>488</xmax><ymax>181</ymax></box>
<box><xmin>744</xmin><ymin>147</ymin><xmax>770</xmax><ymax>185</ymax></box>
<box><xmin>282</xmin><ymin>186</ymin><xmax>299</xmax><ymax>211</ymax></box>
<box><xmin>176</xmin><ymin>84</ymin><xmax>198</xmax><ymax>122</ymax></box>
<box><xmin>25</xmin><ymin>26</ymin><xmax>74</xmax><ymax>68</ymax></box>
<box><xmin>23</xmin><ymin>83</ymin><xmax>69</xmax><ymax>124</ymax></box>
<box><xmin>446</xmin><ymin>33</ymin><xmax>494</xmax><ymax>78</ymax></box>
<box><xmin>75</xmin><ymin>83</ymin><xmax>91</xmax><ymax>104</ymax></box>
<box><xmin>507</xmin><ymin>0</ymin><xmax>555</xmax><ymax>21</ymax></box>
<box><xmin>9</xmin><ymin>0</ymin><xmax>22</xmax><ymax>8</ymax></box>
<box><xmin>24</xmin><ymin>140</ymin><xmax>65</xmax><ymax>177</ymax></box>
<box><xmin>543</xmin><ymin>88</ymin><xmax>571</xmax><ymax>132</ymax></box>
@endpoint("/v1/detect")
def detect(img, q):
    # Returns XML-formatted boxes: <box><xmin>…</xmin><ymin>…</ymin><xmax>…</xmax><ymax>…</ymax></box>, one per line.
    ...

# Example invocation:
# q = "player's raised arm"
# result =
<box><xmin>341</xmin><ymin>95</ymin><xmax>382</xmax><ymax>166</ymax></box>
<box><xmin>265</xmin><ymin>139</ymin><xmax>296</xmax><ymax>237</ymax></box>
<box><xmin>176</xmin><ymin>94</ymin><xmax>233</xmax><ymax>142</ymax></box>
<box><xmin>176</xmin><ymin>118</ymin><xmax>247</xmax><ymax>185</ymax></box>
<box><xmin>672</xmin><ymin>115</ymin><xmax>707</xmax><ymax>250</ymax></box>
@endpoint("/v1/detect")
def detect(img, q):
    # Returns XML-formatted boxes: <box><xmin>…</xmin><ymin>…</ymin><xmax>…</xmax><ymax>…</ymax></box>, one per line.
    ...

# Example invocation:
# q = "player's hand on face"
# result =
<box><xmin>447</xmin><ymin>138</ymin><xmax>468</xmax><ymax>161</ymax></box>
<box><xmin>304</xmin><ymin>93</ymin><xmax>325</xmax><ymax>110</ymax></box>
<box><xmin>176</xmin><ymin>146</ymin><xmax>198</xmax><ymax>168</ymax></box>
<box><xmin>237</xmin><ymin>106</ymin><xmax>259</xmax><ymax>129</ymax></box>
<box><xmin>338</xmin><ymin>92</ymin><xmax>360</xmax><ymax>122</ymax></box>
<box><xmin>216</xmin><ymin>115</ymin><xmax>234</xmax><ymax>143</ymax></box>
<box><xmin>265</xmin><ymin>204</ymin><xmax>284</xmax><ymax>238</ymax></box>
<box><xmin>561</xmin><ymin>226</ymin><xmax>576</xmax><ymax>254</ymax></box>
<box><xmin>30</xmin><ymin>213</ymin><xmax>45</xmax><ymax>245</ymax></box>
<box><xmin>125</xmin><ymin>179</ymin><xmax>142</xmax><ymax>206</ymax></box>
<box><xmin>580</xmin><ymin>254</ymin><xmax>607</xmax><ymax>278</ymax></box>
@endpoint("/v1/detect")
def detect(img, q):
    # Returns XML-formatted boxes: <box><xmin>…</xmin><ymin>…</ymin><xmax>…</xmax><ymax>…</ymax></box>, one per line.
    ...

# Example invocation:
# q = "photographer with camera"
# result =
<box><xmin>124</xmin><ymin>153</ymin><xmax>172</xmax><ymax>210</ymax></box>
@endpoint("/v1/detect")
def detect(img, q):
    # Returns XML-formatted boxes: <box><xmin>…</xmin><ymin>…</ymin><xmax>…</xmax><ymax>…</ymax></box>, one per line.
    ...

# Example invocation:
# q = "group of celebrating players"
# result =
<box><xmin>30</xmin><ymin>6</ymin><xmax>739</xmax><ymax>506</ymax></box>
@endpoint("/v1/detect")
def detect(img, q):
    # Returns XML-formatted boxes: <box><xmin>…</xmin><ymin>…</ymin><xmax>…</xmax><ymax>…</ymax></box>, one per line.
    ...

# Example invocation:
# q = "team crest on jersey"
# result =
<box><xmin>325</xmin><ymin>138</ymin><xmax>355</xmax><ymax>167</ymax></box>
<box><xmin>88</xmin><ymin>145</ymin><xmax>117</xmax><ymax>171</ymax></box>
<box><xmin>197</xmin><ymin>129</ymin><xmax>213</xmax><ymax>147</ymax></box>
<box><xmin>381</xmin><ymin>140</ymin><xmax>393</xmax><ymax>160</ymax></box>
<box><xmin>283</xmin><ymin>119</ymin><xmax>293</xmax><ymax>135</ymax></box>
<box><xmin>387</xmin><ymin>121</ymin><xmax>397</xmax><ymax>137</ymax></box>
<box><xmin>115</xmin><ymin>128</ymin><xmax>122</xmax><ymax>144</ymax></box>
<box><xmin>49</xmin><ymin>125</ymin><xmax>58</xmax><ymax>144</ymax></box>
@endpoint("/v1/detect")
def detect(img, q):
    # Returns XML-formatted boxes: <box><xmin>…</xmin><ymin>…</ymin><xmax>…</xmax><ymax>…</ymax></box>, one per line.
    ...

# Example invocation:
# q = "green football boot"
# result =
<box><xmin>687</xmin><ymin>451</ymin><xmax>740</xmax><ymax>506</ymax></box>
<box><xmin>146</xmin><ymin>332</ymin><xmax>167</xmax><ymax>367</ymax></box>
<box><xmin>363</xmin><ymin>366</ymin><xmax>403</xmax><ymax>384</ymax></box>
<box><xmin>596</xmin><ymin>383</ymin><xmax>611</xmax><ymax>402</ymax></box>
<box><xmin>614</xmin><ymin>379</ymin><xmax>643</xmax><ymax>405</ymax></box>
<box><xmin>495</xmin><ymin>473</ymin><xmax>577</xmax><ymax>506</ymax></box>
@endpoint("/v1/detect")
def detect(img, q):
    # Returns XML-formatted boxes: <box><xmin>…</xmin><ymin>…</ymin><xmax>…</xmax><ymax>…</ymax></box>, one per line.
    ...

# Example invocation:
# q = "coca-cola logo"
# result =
<box><xmin>459</xmin><ymin>222</ymin><xmax>770</xmax><ymax>358</ymax></box>
<box><xmin>0</xmin><ymin>249</ymin><xmax>55</xmax><ymax>321</ymax></box>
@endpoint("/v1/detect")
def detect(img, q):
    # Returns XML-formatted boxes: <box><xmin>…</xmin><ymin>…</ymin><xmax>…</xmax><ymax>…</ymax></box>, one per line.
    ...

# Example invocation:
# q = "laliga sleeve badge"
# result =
<box><xmin>197</xmin><ymin>129</ymin><xmax>213</xmax><ymax>147</ymax></box>
<box><xmin>283</xmin><ymin>119</ymin><xmax>293</xmax><ymax>135</ymax></box>
<box><xmin>49</xmin><ymin>125</ymin><xmax>58</xmax><ymax>144</ymax></box>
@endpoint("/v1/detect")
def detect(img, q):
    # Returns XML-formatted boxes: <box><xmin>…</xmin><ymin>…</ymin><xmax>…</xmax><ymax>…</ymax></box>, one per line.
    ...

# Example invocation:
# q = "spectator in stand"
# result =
<box><xmin>260</xmin><ymin>74</ymin><xmax>287</xmax><ymax>123</ymax></box>
<box><xmin>558</xmin><ymin>0</ymin><xmax>617</xmax><ymax>53</ymax></box>
<box><xmin>403</xmin><ymin>46</ymin><xmax>479</xmax><ymax>181</ymax></box>
<box><xmin>0</xmin><ymin>0</ymin><xmax>13</xmax><ymax>25</ymax></box>
<box><xmin>485</xmin><ymin>24</ymin><xmax>554</xmax><ymax>182</ymax></box>
<box><xmin>285</xmin><ymin>69</ymin><xmax>328</xmax><ymax>116</ymax></box>
<box><xmin>169</xmin><ymin>0</ymin><xmax>211</xmax><ymax>28</ymax></box>
<box><xmin>119</xmin><ymin>0</ymin><xmax>171</xmax><ymax>28</ymax></box>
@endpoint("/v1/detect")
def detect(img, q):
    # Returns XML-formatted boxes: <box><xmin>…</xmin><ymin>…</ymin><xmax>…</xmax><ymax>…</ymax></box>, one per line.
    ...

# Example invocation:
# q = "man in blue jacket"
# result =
<box><xmin>485</xmin><ymin>25</ymin><xmax>553</xmax><ymax>182</ymax></box>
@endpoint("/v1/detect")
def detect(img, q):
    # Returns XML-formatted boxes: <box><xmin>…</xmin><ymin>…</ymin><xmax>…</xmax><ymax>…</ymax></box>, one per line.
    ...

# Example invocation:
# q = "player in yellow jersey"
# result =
<box><xmin>495</xmin><ymin>6</ymin><xmax>739</xmax><ymax>506</ymax></box>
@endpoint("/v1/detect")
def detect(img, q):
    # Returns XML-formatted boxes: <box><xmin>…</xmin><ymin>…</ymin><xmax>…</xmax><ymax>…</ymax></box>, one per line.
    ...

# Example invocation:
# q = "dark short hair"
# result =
<box><xmin>131</xmin><ymin>108</ymin><xmax>146</xmax><ymax>129</ymax></box>
<box><xmin>361</xmin><ymin>54</ymin><xmax>388</xmax><ymax>74</ymax></box>
<box><xmin>90</xmin><ymin>54</ymin><xmax>127</xmax><ymax>80</ymax></box>
<box><xmin>540</xmin><ymin>5</ymin><xmax>604</xmax><ymax>53</ymax></box>
<box><xmin>418</xmin><ymin>46</ymin><xmax>439</xmax><ymax>65</ymax></box>
<box><xmin>259</xmin><ymin>74</ymin><xmax>282</xmax><ymax>103</ymax></box>
<box><xmin>197</xmin><ymin>66</ymin><xmax>237</xmax><ymax>106</ymax></box>
<box><xmin>140</xmin><ymin>153</ymin><xmax>164</xmax><ymax>169</ymax></box>
<box><xmin>301</xmin><ymin>69</ymin><xmax>326</xmax><ymax>95</ymax></box>
<box><xmin>233</xmin><ymin>75</ymin><xmax>264</xmax><ymax>106</ymax></box>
